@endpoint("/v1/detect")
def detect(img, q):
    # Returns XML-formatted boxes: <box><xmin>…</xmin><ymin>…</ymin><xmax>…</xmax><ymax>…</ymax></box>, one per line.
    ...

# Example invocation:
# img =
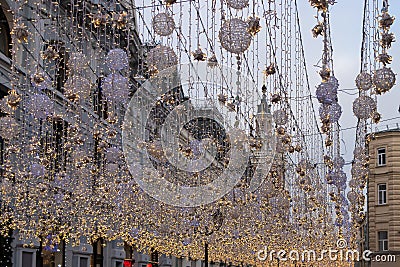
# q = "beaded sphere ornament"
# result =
<box><xmin>152</xmin><ymin>13</ymin><xmax>175</xmax><ymax>36</ymax></box>
<box><xmin>373</xmin><ymin>67</ymin><xmax>396</xmax><ymax>94</ymax></box>
<box><xmin>352</xmin><ymin>95</ymin><xmax>376</xmax><ymax>119</ymax></box>
<box><xmin>226</xmin><ymin>0</ymin><xmax>249</xmax><ymax>9</ymax></box>
<box><xmin>106</xmin><ymin>48</ymin><xmax>129</xmax><ymax>71</ymax></box>
<box><xmin>355</xmin><ymin>72</ymin><xmax>373</xmax><ymax>91</ymax></box>
<box><xmin>219</xmin><ymin>18</ymin><xmax>252</xmax><ymax>54</ymax></box>
<box><xmin>146</xmin><ymin>45</ymin><xmax>178</xmax><ymax>72</ymax></box>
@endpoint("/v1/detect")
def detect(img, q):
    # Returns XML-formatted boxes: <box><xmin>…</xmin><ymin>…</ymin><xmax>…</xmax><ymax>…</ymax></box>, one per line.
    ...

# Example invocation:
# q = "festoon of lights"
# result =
<box><xmin>0</xmin><ymin>0</ymin><xmax>341</xmax><ymax>264</ymax></box>
<box><xmin>0</xmin><ymin>0</ymin><xmax>136</xmax><ymax>250</ymax></box>
<box><xmin>348</xmin><ymin>0</ymin><xmax>396</xmax><ymax>245</ymax></box>
<box><xmin>127</xmin><ymin>0</ymin><xmax>336</xmax><ymax>263</ymax></box>
<box><xmin>309</xmin><ymin>0</ymin><xmax>351</xmax><ymax>241</ymax></box>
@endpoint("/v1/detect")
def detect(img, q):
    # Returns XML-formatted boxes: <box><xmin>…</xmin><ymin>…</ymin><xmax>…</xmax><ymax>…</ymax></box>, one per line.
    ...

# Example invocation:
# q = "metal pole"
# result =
<box><xmin>204</xmin><ymin>242</ymin><xmax>208</xmax><ymax>267</ymax></box>
<box><xmin>37</xmin><ymin>238</ymin><xmax>43</xmax><ymax>267</ymax></box>
<box><xmin>62</xmin><ymin>239</ymin><xmax>66</xmax><ymax>267</ymax></box>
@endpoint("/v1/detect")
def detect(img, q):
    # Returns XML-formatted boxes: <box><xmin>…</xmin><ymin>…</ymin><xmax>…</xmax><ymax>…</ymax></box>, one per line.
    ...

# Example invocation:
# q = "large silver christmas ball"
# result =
<box><xmin>0</xmin><ymin>116</ymin><xmax>19</xmax><ymax>139</ymax></box>
<box><xmin>226</xmin><ymin>0</ymin><xmax>249</xmax><ymax>9</ymax></box>
<box><xmin>152</xmin><ymin>13</ymin><xmax>175</xmax><ymax>36</ymax></box>
<box><xmin>352</xmin><ymin>95</ymin><xmax>376</xmax><ymax>119</ymax></box>
<box><xmin>319</xmin><ymin>102</ymin><xmax>342</xmax><ymax>123</ymax></box>
<box><xmin>102</xmin><ymin>73</ymin><xmax>130</xmax><ymax>101</ymax></box>
<box><xmin>373</xmin><ymin>67</ymin><xmax>396</xmax><ymax>94</ymax></box>
<box><xmin>106</xmin><ymin>48</ymin><xmax>129</xmax><ymax>71</ymax></box>
<box><xmin>333</xmin><ymin>156</ymin><xmax>345</xmax><ymax>169</ymax></box>
<box><xmin>64</xmin><ymin>75</ymin><xmax>91</xmax><ymax>99</ymax></box>
<box><xmin>68</xmin><ymin>52</ymin><xmax>88</xmax><ymax>71</ymax></box>
<box><xmin>316</xmin><ymin>77</ymin><xmax>338</xmax><ymax>104</ymax></box>
<box><xmin>146</xmin><ymin>45</ymin><xmax>178</xmax><ymax>72</ymax></box>
<box><xmin>26</xmin><ymin>94</ymin><xmax>54</xmax><ymax>119</ymax></box>
<box><xmin>219</xmin><ymin>18</ymin><xmax>252</xmax><ymax>54</ymax></box>
<box><xmin>273</xmin><ymin>109</ymin><xmax>288</xmax><ymax>125</ymax></box>
<box><xmin>355</xmin><ymin>72</ymin><xmax>373</xmax><ymax>91</ymax></box>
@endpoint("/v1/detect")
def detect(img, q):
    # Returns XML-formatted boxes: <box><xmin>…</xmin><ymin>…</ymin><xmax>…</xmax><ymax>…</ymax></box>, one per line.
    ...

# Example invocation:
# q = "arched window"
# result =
<box><xmin>0</xmin><ymin>5</ymin><xmax>11</xmax><ymax>58</ymax></box>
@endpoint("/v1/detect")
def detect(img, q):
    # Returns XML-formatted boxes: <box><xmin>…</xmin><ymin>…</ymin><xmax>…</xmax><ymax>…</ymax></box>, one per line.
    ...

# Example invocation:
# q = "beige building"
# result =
<box><xmin>367</xmin><ymin>125</ymin><xmax>400</xmax><ymax>267</ymax></box>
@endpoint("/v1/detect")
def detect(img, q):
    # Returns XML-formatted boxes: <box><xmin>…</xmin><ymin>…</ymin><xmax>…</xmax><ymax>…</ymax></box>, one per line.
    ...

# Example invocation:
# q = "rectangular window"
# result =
<box><xmin>115</xmin><ymin>261</ymin><xmax>123</xmax><ymax>267</ymax></box>
<box><xmin>378</xmin><ymin>231</ymin><xmax>389</xmax><ymax>251</ymax></box>
<box><xmin>22</xmin><ymin>251</ymin><xmax>34</xmax><ymax>267</ymax></box>
<box><xmin>80</xmin><ymin>257</ymin><xmax>89</xmax><ymax>267</ymax></box>
<box><xmin>377</xmin><ymin>148</ymin><xmax>386</xmax><ymax>166</ymax></box>
<box><xmin>378</xmin><ymin>183</ymin><xmax>387</xmax><ymax>205</ymax></box>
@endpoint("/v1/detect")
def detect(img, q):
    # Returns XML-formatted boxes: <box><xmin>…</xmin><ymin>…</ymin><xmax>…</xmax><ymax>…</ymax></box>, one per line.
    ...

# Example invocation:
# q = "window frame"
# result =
<box><xmin>377</xmin><ymin>147</ymin><xmax>387</xmax><ymax>166</ymax></box>
<box><xmin>377</xmin><ymin>183</ymin><xmax>387</xmax><ymax>205</ymax></box>
<box><xmin>378</xmin><ymin>231</ymin><xmax>389</xmax><ymax>251</ymax></box>
<box><xmin>0</xmin><ymin>5</ymin><xmax>12</xmax><ymax>58</ymax></box>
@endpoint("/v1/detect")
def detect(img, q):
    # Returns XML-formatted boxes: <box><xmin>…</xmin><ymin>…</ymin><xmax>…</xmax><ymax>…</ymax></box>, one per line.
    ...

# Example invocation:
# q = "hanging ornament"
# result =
<box><xmin>316</xmin><ymin>79</ymin><xmax>338</xmax><ymax>104</ymax></box>
<box><xmin>308</xmin><ymin>0</ymin><xmax>328</xmax><ymax>11</ymax></box>
<box><xmin>64</xmin><ymin>75</ymin><xmax>91</xmax><ymax>100</ymax></box>
<box><xmin>41</xmin><ymin>45</ymin><xmax>59</xmax><ymax>60</ymax></box>
<box><xmin>152</xmin><ymin>13</ymin><xmax>175</xmax><ymax>36</ymax></box>
<box><xmin>226</xmin><ymin>0</ymin><xmax>249</xmax><ymax>10</ymax></box>
<box><xmin>377</xmin><ymin>53</ymin><xmax>393</xmax><ymax>65</ymax></box>
<box><xmin>372</xmin><ymin>111</ymin><xmax>381</xmax><ymax>123</ymax></box>
<box><xmin>11</xmin><ymin>24</ymin><xmax>28</xmax><ymax>43</ymax></box>
<box><xmin>312</xmin><ymin>22</ymin><xmax>324</xmax><ymax>38</ymax></box>
<box><xmin>146</xmin><ymin>45</ymin><xmax>178</xmax><ymax>73</ymax></box>
<box><xmin>273</xmin><ymin>109</ymin><xmax>288</xmax><ymax>125</ymax></box>
<box><xmin>68</xmin><ymin>52</ymin><xmax>88</xmax><ymax>71</ymax></box>
<box><xmin>26</xmin><ymin>94</ymin><xmax>54</xmax><ymax>120</ymax></box>
<box><xmin>276</xmin><ymin>126</ymin><xmax>286</xmax><ymax>135</ymax></box>
<box><xmin>102</xmin><ymin>73</ymin><xmax>130</xmax><ymax>102</ymax></box>
<box><xmin>271</xmin><ymin>94</ymin><xmax>281</xmax><ymax>104</ymax></box>
<box><xmin>192</xmin><ymin>47</ymin><xmax>207</xmax><ymax>61</ymax></box>
<box><xmin>106</xmin><ymin>48</ymin><xmax>129</xmax><ymax>71</ymax></box>
<box><xmin>113</xmin><ymin>11</ymin><xmax>128</xmax><ymax>29</ymax></box>
<box><xmin>352</xmin><ymin>95</ymin><xmax>376</xmax><ymax>120</ymax></box>
<box><xmin>373</xmin><ymin>67</ymin><xmax>396</xmax><ymax>94</ymax></box>
<box><xmin>355</xmin><ymin>72</ymin><xmax>373</xmax><ymax>91</ymax></box>
<box><xmin>5</xmin><ymin>90</ymin><xmax>21</xmax><ymax>110</ymax></box>
<box><xmin>264</xmin><ymin>64</ymin><xmax>276</xmax><ymax>76</ymax></box>
<box><xmin>164</xmin><ymin>0</ymin><xmax>177</xmax><ymax>5</ymax></box>
<box><xmin>247</xmin><ymin>16</ymin><xmax>261</xmax><ymax>36</ymax></box>
<box><xmin>92</xmin><ymin>12</ymin><xmax>108</xmax><ymax>28</ymax></box>
<box><xmin>379</xmin><ymin>13</ymin><xmax>395</xmax><ymax>29</ymax></box>
<box><xmin>30</xmin><ymin>163</ymin><xmax>46</xmax><ymax>178</ymax></box>
<box><xmin>31</xmin><ymin>72</ymin><xmax>50</xmax><ymax>90</ymax></box>
<box><xmin>219</xmin><ymin>18</ymin><xmax>252</xmax><ymax>54</ymax></box>
<box><xmin>0</xmin><ymin>116</ymin><xmax>19</xmax><ymax>139</ymax></box>
<box><xmin>207</xmin><ymin>54</ymin><xmax>218</xmax><ymax>67</ymax></box>
<box><xmin>319</xmin><ymin>102</ymin><xmax>342</xmax><ymax>123</ymax></box>
<box><xmin>319</xmin><ymin>68</ymin><xmax>331</xmax><ymax>82</ymax></box>
<box><xmin>0</xmin><ymin>98</ymin><xmax>13</xmax><ymax>114</ymax></box>
<box><xmin>380</xmin><ymin>32</ymin><xmax>395</xmax><ymax>49</ymax></box>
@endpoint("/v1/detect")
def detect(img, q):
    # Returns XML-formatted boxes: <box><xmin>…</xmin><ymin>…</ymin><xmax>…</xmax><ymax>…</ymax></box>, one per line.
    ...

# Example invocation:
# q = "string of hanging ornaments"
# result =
<box><xmin>348</xmin><ymin>0</ymin><xmax>396</xmax><ymax>248</ymax></box>
<box><xmin>0</xmin><ymin>0</ymin><xmax>343</xmax><ymax>265</ymax></box>
<box><xmin>309</xmin><ymin>0</ymin><xmax>351</xmax><ymax>243</ymax></box>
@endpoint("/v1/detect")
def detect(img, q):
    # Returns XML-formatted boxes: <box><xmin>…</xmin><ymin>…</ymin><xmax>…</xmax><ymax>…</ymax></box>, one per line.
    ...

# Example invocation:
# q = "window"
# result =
<box><xmin>378</xmin><ymin>231</ymin><xmax>388</xmax><ymax>251</ymax></box>
<box><xmin>22</xmin><ymin>251</ymin><xmax>34</xmax><ymax>267</ymax></box>
<box><xmin>80</xmin><ymin>257</ymin><xmax>89</xmax><ymax>267</ymax></box>
<box><xmin>377</xmin><ymin>148</ymin><xmax>386</xmax><ymax>166</ymax></box>
<box><xmin>0</xmin><ymin>6</ymin><xmax>11</xmax><ymax>58</ymax></box>
<box><xmin>378</xmin><ymin>183</ymin><xmax>387</xmax><ymax>205</ymax></box>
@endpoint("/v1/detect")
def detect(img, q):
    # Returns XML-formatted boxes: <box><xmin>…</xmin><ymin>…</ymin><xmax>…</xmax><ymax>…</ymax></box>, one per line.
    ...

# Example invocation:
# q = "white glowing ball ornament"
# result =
<box><xmin>219</xmin><ymin>18</ymin><xmax>252</xmax><ymax>54</ymax></box>
<box><xmin>106</xmin><ymin>48</ymin><xmax>129</xmax><ymax>71</ymax></box>
<box><xmin>152</xmin><ymin>13</ymin><xmax>175</xmax><ymax>36</ymax></box>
